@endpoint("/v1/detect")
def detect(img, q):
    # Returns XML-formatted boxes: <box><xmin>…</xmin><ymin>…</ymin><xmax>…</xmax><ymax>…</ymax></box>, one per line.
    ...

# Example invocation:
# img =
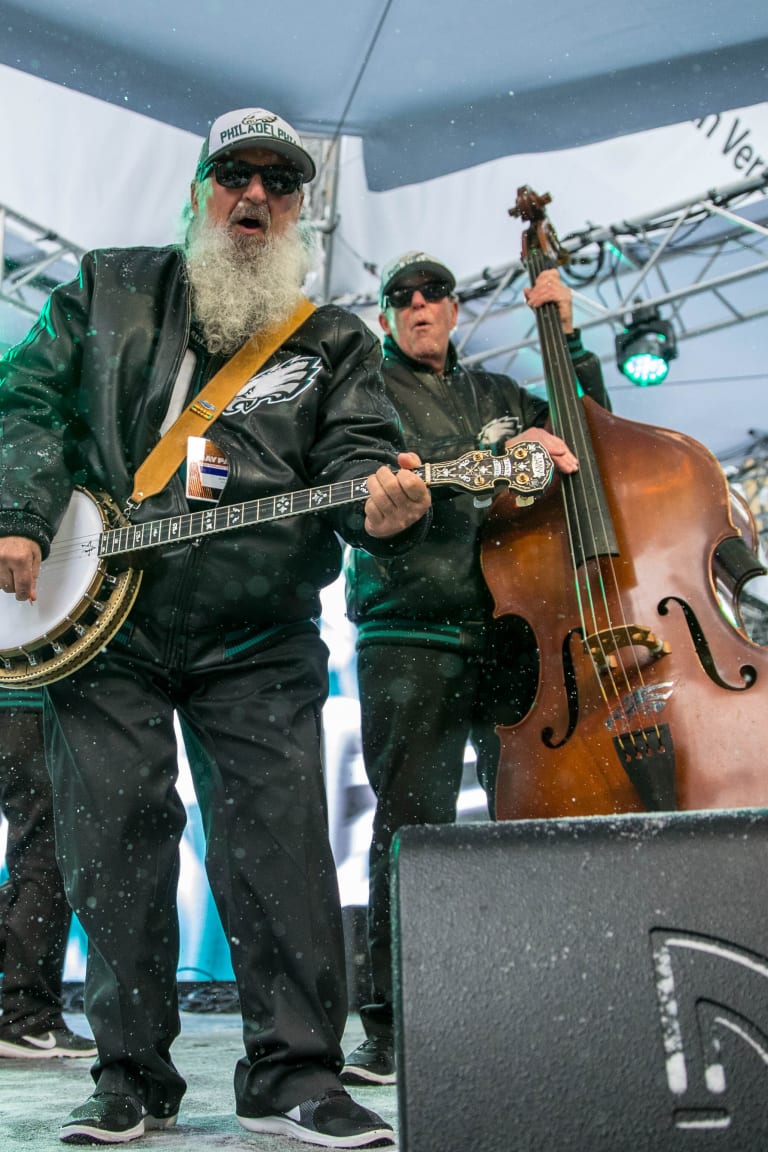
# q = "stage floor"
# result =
<box><xmin>0</xmin><ymin>1011</ymin><xmax>398</xmax><ymax>1150</ymax></box>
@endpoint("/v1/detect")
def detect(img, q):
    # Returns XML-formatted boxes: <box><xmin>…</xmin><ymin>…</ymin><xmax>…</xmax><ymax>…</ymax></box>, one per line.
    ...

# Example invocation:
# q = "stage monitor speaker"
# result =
<box><xmin>392</xmin><ymin>811</ymin><xmax>768</xmax><ymax>1152</ymax></box>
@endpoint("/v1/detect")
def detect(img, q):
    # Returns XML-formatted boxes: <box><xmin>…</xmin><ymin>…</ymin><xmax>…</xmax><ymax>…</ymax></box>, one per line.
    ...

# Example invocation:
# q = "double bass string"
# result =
<box><xmin>531</xmin><ymin>265</ymin><xmax>617</xmax><ymax>692</ymax></box>
<box><xmin>528</xmin><ymin>244</ymin><xmax>662</xmax><ymax>750</ymax></box>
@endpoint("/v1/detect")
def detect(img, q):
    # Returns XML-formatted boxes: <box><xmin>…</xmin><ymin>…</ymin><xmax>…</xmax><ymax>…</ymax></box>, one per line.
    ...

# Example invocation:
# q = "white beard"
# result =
<box><xmin>184</xmin><ymin>212</ymin><xmax>317</xmax><ymax>355</ymax></box>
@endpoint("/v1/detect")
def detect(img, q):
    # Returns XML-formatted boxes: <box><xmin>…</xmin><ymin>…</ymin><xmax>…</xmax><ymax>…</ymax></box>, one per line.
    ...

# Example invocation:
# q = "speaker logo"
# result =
<box><xmin>652</xmin><ymin>928</ymin><xmax>768</xmax><ymax>1131</ymax></box>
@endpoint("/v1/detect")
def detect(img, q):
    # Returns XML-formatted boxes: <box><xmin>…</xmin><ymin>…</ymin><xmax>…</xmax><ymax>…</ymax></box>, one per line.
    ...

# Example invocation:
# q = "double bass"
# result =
<box><xmin>482</xmin><ymin>187</ymin><xmax>768</xmax><ymax>820</ymax></box>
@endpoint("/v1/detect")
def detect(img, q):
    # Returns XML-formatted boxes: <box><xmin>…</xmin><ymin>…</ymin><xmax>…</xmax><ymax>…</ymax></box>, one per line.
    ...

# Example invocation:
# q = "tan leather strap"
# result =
<box><xmin>130</xmin><ymin>296</ymin><xmax>316</xmax><ymax>504</ymax></box>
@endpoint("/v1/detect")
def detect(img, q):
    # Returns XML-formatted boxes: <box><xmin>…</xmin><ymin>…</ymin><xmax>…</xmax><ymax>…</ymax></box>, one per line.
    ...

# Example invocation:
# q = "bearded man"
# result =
<box><xmin>0</xmin><ymin>107</ymin><xmax>430</xmax><ymax>1148</ymax></box>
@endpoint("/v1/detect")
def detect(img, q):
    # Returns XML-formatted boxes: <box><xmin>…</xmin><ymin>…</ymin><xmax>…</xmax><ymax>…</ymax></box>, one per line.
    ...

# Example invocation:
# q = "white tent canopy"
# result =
<box><xmin>1</xmin><ymin>0</ymin><xmax>766</xmax><ymax>190</ymax></box>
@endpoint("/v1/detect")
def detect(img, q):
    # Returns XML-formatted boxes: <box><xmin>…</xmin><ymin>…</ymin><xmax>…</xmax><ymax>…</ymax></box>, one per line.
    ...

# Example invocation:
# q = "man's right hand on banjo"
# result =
<box><xmin>0</xmin><ymin>537</ymin><xmax>42</xmax><ymax>602</ymax></box>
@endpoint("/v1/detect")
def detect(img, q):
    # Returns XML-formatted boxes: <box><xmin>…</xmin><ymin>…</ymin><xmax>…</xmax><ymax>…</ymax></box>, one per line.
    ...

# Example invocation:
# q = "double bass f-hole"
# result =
<box><xmin>481</xmin><ymin>185</ymin><xmax>767</xmax><ymax>820</ymax></box>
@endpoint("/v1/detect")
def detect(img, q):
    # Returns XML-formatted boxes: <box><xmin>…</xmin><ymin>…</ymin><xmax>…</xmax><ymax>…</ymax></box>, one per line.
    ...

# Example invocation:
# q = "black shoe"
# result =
<box><xmin>0</xmin><ymin>1027</ymin><xmax>97</xmax><ymax>1060</ymax></box>
<box><xmin>59</xmin><ymin>1092</ymin><xmax>178</xmax><ymax>1145</ymax></box>
<box><xmin>340</xmin><ymin>1038</ymin><xmax>396</xmax><ymax>1086</ymax></box>
<box><xmin>237</xmin><ymin>1087</ymin><xmax>396</xmax><ymax>1147</ymax></box>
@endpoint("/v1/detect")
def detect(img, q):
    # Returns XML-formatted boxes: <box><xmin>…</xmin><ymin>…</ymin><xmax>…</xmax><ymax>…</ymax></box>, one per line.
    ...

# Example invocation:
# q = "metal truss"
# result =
<box><xmin>0</xmin><ymin>203</ymin><xmax>84</xmax><ymax>333</ymax></box>
<box><xmin>446</xmin><ymin>172</ymin><xmax>768</xmax><ymax>377</ymax></box>
<box><xmin>7</xmin><ymin>164</ymin><xmax>765</xmax><ymax>364</ymax></box>
<box><xmin>299</xmin><ymin>136</ymin><xmax>343</xmax><ymax>303</ymax></box>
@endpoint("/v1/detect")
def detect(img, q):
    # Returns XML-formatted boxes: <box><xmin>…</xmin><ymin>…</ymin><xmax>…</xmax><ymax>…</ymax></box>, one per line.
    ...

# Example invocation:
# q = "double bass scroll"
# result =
<box><xmin>482</xmin><ymin>186</ymin><xmax>768</xmax><ymax>820</ymax></box>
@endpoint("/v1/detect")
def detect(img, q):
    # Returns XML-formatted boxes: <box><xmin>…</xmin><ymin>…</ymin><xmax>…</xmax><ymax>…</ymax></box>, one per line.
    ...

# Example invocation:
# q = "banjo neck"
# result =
<box><xmin>107</xmin><ymin>475</ymin><xmax>372</xmax><ymax>558</ymax></box>
<box><xmin>101</xmin><ymin>443</ymin><xmax>553</xmax><ymax>559</ymax></box>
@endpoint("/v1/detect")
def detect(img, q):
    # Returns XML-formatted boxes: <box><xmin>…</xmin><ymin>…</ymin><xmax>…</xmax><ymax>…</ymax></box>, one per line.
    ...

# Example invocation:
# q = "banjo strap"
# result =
<box><xmin>129</xmin><ymin>296</ymin><xmax>316</xmax><ymax>507</ymax></box>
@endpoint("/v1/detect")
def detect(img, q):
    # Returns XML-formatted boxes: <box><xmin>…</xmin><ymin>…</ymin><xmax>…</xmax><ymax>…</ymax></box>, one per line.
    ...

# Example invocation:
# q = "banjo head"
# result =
<box><xmin>0</xmin><ymin>488</ymin><xmax>141</xmax><ymax>688</ymax></box>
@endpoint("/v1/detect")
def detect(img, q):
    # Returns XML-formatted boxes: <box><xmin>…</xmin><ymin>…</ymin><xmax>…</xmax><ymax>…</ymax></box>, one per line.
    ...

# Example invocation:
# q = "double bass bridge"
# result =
<box><xmin>585</xmin><ymin>625</ymin><xmax>671</xmax><ymax>674</ymax></box>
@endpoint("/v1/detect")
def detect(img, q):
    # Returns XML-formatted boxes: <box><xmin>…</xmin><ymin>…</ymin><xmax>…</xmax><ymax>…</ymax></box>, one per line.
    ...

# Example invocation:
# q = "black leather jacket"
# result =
<box><xmin>345</xmin><ymin>334</ymin><xmax>610</xmax><ymax>634</ymax></box>
<box><xmin>0</xmin><ymin>246</ymin><xmax>425</xmax><ymax>664</ymax></box>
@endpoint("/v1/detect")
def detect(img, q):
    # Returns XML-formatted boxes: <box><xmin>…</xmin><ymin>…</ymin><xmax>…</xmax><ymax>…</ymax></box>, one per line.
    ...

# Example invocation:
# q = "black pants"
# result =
<box><xmin>356</xmin><ymin>621</ymin><xmax>536</xmax><ymax>1042</ymax></box>
<box><xmin>0</xmin><ymin>699</ymin><xmax>73</xmax><ymax>1039</ymax></box>
<box><xmin>45</xmin><ymin>630</ymin><xmax>347</xmax><ymax>1118</ymax></box>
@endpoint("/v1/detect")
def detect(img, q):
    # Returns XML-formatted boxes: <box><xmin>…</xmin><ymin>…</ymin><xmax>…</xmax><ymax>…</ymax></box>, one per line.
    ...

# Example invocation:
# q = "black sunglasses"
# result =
<box><xmin>201</xmin><ymin>159</ymin><xmax>303</xmax><ymax>196</ymax></box>
<box><xmin>385</xmin><ymin>281</ymin><xmax>454</xmax><ymax>309</ymax></box>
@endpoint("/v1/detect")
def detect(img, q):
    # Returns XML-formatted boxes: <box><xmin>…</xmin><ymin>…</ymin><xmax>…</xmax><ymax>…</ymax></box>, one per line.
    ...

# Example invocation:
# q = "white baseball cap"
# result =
<box><xmin>196</xmin><ymin>107</ymin><xmax>315</xmax><ymax>182</ymax></box>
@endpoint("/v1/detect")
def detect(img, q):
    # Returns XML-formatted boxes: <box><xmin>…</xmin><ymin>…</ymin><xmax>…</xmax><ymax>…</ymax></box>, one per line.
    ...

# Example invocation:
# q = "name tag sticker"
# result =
<box><xmin>186</xmin><ymin>437</ymin><xmax>229</xmax><ymax>503</ymax></box>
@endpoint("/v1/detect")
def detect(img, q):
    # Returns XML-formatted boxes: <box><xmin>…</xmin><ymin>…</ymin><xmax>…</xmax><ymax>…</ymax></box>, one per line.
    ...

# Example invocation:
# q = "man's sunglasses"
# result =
<box><xmin>385</xmin><ymin>281</ymin><xmax>454</xmax><ymax>309</ymax></box>
<box><xmin>200</xmin><ymin>159</ymin><xmax>303</xmax><ymax>196</ymax></box>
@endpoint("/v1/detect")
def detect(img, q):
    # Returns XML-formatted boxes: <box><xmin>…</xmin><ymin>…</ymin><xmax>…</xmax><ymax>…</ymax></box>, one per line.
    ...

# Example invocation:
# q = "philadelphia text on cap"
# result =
<box><xmin>216</xmin><ymin>113</ymin><xmax>297</xmax><ymax>150</ymax></box>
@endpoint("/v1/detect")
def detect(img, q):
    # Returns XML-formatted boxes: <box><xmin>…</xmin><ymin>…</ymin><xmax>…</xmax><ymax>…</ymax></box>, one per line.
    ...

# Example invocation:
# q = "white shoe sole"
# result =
<box><xmin>0</xmin><ymin>1046</ymin><xmax>98</xmax><ymax>1059</ymax></box>
<box><xmin>340</xmin><ymin>1068</ymin><xmax>397</xmax><ymax>1086</ymax></box>
<box><xmin>59</xmin><ymin>1119</ymin><xmax>144</xmax><ymax>1144</ymax></box>
<box><xmin>59</xmin><ymin>1112</ymin><xmax>176</xmax><ymax>1144</ymax></box>
<box><xmin>237</xmin><ymin>1112</ymin><xmax>396</xmax><ymax>1148</ymax></box>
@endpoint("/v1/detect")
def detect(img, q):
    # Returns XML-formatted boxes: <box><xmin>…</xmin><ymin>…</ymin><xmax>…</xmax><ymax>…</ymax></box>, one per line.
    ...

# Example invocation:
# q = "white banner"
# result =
<box><xmin>330</xmin><ymin>103</ymin><xmax>768</xmax><ymax>298</ymax></box>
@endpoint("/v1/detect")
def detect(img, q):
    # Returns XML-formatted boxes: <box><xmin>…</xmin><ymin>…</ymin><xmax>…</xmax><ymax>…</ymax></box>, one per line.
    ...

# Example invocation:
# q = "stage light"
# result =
<box><xmin>615</xmin><ymin>303</ymin><xmax>678</xmax><ymax>386</ymax></box>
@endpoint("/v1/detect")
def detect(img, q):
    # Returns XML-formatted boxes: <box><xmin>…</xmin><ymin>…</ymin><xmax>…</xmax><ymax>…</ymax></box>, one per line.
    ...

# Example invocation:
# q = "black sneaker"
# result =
<box><xmin>237</xmin><ymin>1087</ymin><xmax>396</xmax><ymax>1148</ymax></box>
<box><xmin>340</xmin><ymin>1038</ymin><xmax>396</xmax><ymax>1086</ymax></box>
<box><xmin>0</xmin><ymin>1028</ymin><xmax>97</xmax><ymax>1060</ymax></box>
<box><xmin>59</xmin><ymin>1092</ymin><xmax>178</xmax><ymax>1145</ymax></box>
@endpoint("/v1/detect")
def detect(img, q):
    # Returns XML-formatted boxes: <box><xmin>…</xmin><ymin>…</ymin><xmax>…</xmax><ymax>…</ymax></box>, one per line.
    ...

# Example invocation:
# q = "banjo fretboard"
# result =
<box><xmin>101</xmin><ymin>476</ymin><xmax>372</xmax><ymax>557</ymax></box>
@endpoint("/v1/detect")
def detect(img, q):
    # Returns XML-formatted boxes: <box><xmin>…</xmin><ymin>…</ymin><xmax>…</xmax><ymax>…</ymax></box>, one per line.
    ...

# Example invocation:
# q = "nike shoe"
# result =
<box><xmin>341</xmin><ymin>1038</ymin><xmax>396</xmax><ymax>1086</ymax></box>
<box><xmin>237</xmin><ymin>1087</ymin><xmax>396</xmax><ymax>1147</ymax></box>
<box><xmin>0</xmin><ymin>1027</ymin><xmax>97</xmax><ymax>1059</ymax></box>
<box><xmin>59</xmin><ymin>1092</ymin><xmax>178</xmax><ymax>1144</ymax></box>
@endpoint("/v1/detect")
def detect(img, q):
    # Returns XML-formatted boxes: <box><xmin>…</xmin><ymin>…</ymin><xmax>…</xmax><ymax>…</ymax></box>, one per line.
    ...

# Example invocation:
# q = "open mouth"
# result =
<box><xmin>230</xmin><ymin>203</ymin><xmax>270</xmax><ymax>233</ymax></box>
<box><xmin>234</xmin><ymin>216</ymin><xmax>265</xmax><ymax>232</ymax></box>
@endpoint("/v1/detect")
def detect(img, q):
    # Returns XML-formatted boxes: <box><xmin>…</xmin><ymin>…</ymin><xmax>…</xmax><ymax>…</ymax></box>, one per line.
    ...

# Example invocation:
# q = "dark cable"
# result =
<box><xmin>314</xmin><ymin>0</ymin><xmax>395</xmax><ymax>187</ymax></box>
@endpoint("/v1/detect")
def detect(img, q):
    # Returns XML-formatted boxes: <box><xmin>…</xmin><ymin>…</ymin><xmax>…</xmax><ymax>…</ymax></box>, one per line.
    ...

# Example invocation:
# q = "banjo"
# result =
<box><xmin>0</xmin><ymin>442</ymin><xmax>554</xmax><ymax>688</ymax></box>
